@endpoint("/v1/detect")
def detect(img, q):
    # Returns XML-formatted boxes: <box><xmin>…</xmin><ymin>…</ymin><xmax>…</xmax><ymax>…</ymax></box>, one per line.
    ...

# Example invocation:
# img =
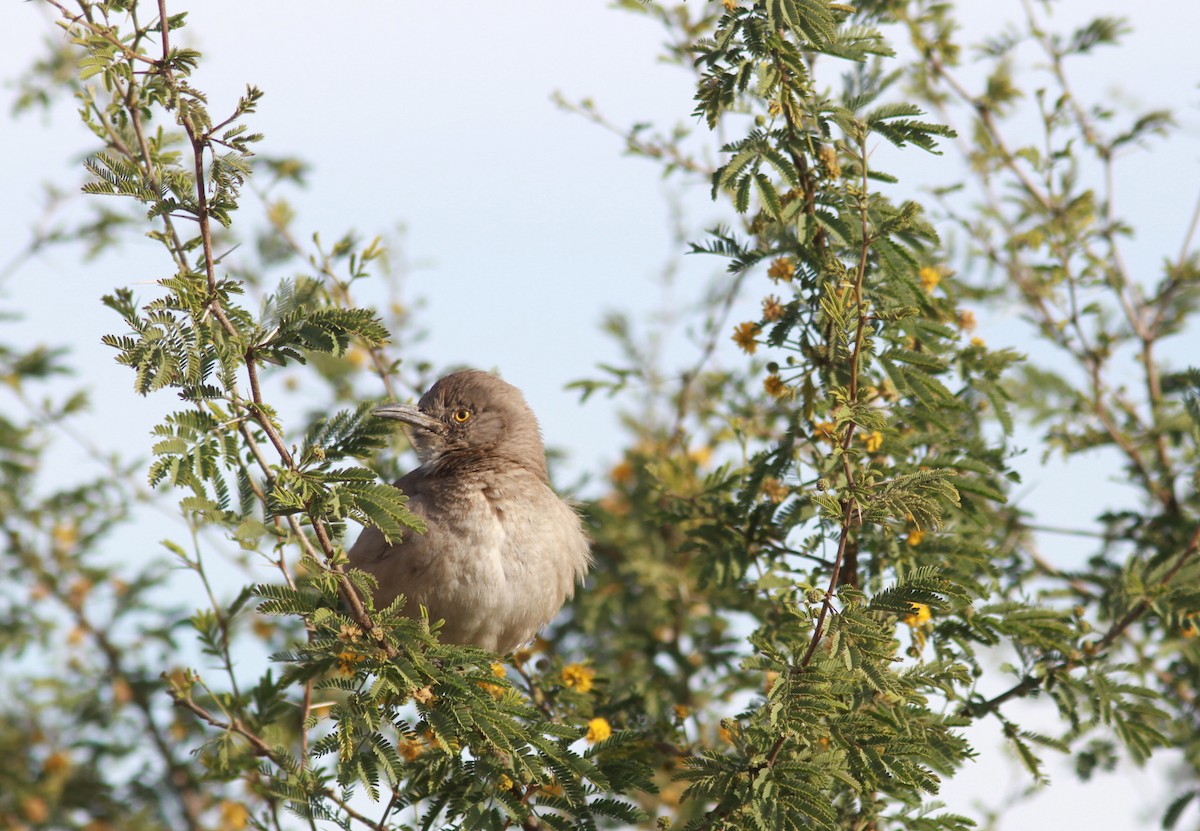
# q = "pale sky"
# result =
<box><xmin>3</xmin><ymin>2</ymin><xmax>1198</xmax><ymax>829</ymax></box>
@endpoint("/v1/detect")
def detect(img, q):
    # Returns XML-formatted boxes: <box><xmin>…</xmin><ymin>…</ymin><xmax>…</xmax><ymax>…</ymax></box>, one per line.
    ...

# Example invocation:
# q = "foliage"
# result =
<box><xmin>2</xmin><ymin>1</ymin><xmax>1197</xmax><ymax>830</ymax></box>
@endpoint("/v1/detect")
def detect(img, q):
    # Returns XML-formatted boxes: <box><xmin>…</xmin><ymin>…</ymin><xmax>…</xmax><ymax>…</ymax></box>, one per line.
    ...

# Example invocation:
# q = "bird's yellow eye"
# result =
<box><xmin>452</xmin><ymin>408</ymin><xmax>472</xmax><ymax>423</ymax></box>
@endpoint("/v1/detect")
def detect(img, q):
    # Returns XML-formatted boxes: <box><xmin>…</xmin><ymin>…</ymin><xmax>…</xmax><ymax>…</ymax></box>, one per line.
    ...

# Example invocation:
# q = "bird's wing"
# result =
<box><xmin>346</xmin><ymin>468</ymin><xmax>437</xmax><ymax>609</ymax></box>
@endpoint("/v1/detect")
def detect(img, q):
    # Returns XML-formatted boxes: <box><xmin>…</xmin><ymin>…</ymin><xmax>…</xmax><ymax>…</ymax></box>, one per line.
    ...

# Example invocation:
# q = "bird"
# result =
<box><xmin>347</xmin><ymin>370</ymin><xmax>591</xmax><ymax>654</ymax></box>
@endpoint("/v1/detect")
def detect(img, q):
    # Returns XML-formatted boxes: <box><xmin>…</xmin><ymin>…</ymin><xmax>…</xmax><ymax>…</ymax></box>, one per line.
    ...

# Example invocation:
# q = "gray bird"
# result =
<box><xmin>348</xmin><ymin>370</ymin><xmax>591</xmax><ymax>654</ymax></box>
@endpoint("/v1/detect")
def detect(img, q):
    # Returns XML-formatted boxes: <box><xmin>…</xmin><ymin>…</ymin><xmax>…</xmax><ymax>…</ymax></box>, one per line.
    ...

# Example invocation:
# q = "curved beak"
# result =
<box><xmin>372</xmin><ymin>404</ymin><xmax>444</xmax><ymax>435</ymax></box>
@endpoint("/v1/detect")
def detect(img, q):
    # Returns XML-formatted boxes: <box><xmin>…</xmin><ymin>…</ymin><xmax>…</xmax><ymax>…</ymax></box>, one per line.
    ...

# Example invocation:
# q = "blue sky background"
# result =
<box><xmin>3</xmin><ymin>1</ymin><xmax>1199</xmax><ymax>828</ymax></box>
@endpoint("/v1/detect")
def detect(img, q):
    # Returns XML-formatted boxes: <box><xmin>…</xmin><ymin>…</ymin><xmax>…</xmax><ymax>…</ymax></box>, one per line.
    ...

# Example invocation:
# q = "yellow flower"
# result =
<box><xmin>906</xmin><ymin>529</ymin><xmax>925</xmax><ymax>547</ymax></box>
<box><xmin>112</xmin><ymin>678</ymin><xmax>133</xmax><ymax>706</ymax></box>
<box><xmin>970</xmin><ymin>336</ymin><xmax>986</xmax><ymax>348</ymax></box>
<box><xmin>817</xmin><ymin>143</ymin><xmax>841</xmax><ymax>178</ymax></box>
<box><xmin>689</xmin><ymin>446</ymin><xmax>713</xmax><ymax>467</ymax></box>
<box><xmin>335</xmin><ymin>651</ymin><xmax>366</xmax><ymax>677</ymax></box>
<box><xmin>903</xmin><ymin>603</ymin><xmax>932</xmax><ymax>628</ymax></box>
<box><xmin>19</xmin><ymin>795</ymin><xmax>49</xmax><ymax>823</ymax></box>
<box><xmin>66</xmin><ymin>578</ymin><xmax>93</xmax><ymax>610</ymax></box>
<box><xmin>586</xmin><ymin>717</ymin><xmax>612</xmax><ymax>743</ymax></box>
<box><xmin>814</xmin><ymin>421</ymin><xmax>837</xmax><ymax>443</ymax></box>
<box><xmin>918</xmin><ymin>266</ymin><xmax>941</xmax><ymax>293</ymax></box>
<box><xmin>764</xmin><ymin>374</ymin><xmax>787</xmax><ymax>399</ymax></box>
<box><xmin>958</xmin><ymin>309</ymin><xmax>977</xmax><ymax>332</ymax></box>
<box><xmin>561</xmin><ymin>663</ymin><xmax>595</xmax><ymax>693</ymax></box>
<box><xmin>761</xmin><ymin>477</ymin><xmax>788</xmax><ymax>503</ymax></box>
<box><xmin>762</xmin><ymin>294</ymin><xmax>785</xmax><ymax>321</ymax></box>
<box><xmin>498</xmin><ymin>774</ymin><xmax>515</xmax><ymax>791</ymax></box>
<box><xmin>764</xmin><ymin>671</ymin><xmax>779</xmax><ymax>693</ymax></box>
<box><xmin>52</xmin><ymin>522</ymin><xmax>78</xmax><ymax>552</ymax></box>
<box><xmin>479</xmin><ymin>664</ymin><xmax>508</xmax><ymax>700</ymax></box>
<box><xmin>862</xmin><ymin>430</ymin><xmax>883</xmax><ymax>453</ymax></box>
<box><xmin>1181</xmin><ymin>613</ymin><xmax>1199</xmax><ymax>639</ymax></box>
<box><xmin>398</xmin><ymin>736</ymin><xmax>425</xmax><ymax>761</ymax></box>
<box><xmin>673</xmin><ymin>704</ymin><xmax>691</xmax><ymax>721</ymax></box>
<box><xmin>42</xmin><ymin>750</ymin><xmax>71</xmax><ymax>776</ymax></box>
<box><xmin>732</xmin><ymin>321</ymin><xmax>761</xmax><ymax>354</ymax></box>
<box><xmin>218</xmin><ymin>800</ymin><xmax>250</xmax><ymax>831</ymax></box>
<box><xmin>767</xmin><ymin>257</ymin><xmax>795</xmax><ymax>283</ymax></box>
<box><xmin>610</xmin><ymin>459</ymin><xmax>634</xmax><ymax>484</ymax></box>
<box><xmin>338</xmin><ymin>623</ymin><xmax>362</xmax><ymax>643</ymax></box>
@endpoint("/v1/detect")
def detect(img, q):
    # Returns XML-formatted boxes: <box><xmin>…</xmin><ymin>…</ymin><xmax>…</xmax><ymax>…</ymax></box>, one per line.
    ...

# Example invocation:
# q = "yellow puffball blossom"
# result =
<box><xmin>761</xmin><ymin>477</ymin><xmax>788</xmax><ymax>503</ymax></box>
<box><xmin>918</xmin><ymin>265</ymin><xmax>941</xmax><ymax>293</ymax></box>
<box><xmin>732</xmin><ymin>321</ymin><xmax>761</xmax><ymax>354</ymax></box>
<box><xmin>906</xmin><ymin>529</ymin><xmax>925</xmax><ymax>547</ymax></box>
<box><xmin>722</xmin><ymin>0</ymin><xmax>737</xmax><ymax>10</ymax></box>
<box><xmin>218</xmin><ymin>800</ymin><xmax>250</xmax><ymax>831</ymax></box>
<box><xmin>958</xmin><ymin>309</ymin><xmax>977</xmax><ymax>332</ymax></box>
<box><xmin>764</xmin><ymin>670</ymin><xmax>779</xmax><ymax>693</ymax></box>
<box><xmin>762</xmin><ymin>294</ymin><xmax>785</xmax><ymax>321</ymax></box>
<box><xmin>862</xmin><ymin>430</ymin><xmax>883</xmax><ymax>453</ymax></box>
<box><xmin>42</xmin><ymin>750</ymin><xmax>71</xmax><ymax>776</ymax></box>
<box><xmin>586</xmin><ymin>717</ymin><xmax>612</xmax><ymax>744</ymax></box>
<box><xmin>903</xmin><ymin>603</ymin><xmax>932</xmax><ymax>628</ymax></box>
<box><xmin>336</xmin><ymin>651</ymin><xmax>366</xmax><ymax>677</ymax></box>
<box><xmin>610</xmin><ymin>459</ymin><xmax>634</xmax><ymax>484</ymax></box>
<box><xmin>764</xmin><ymin>374</ymin><xmax>788</xmax><ymax>399</ymax></box>
<box><xmin>673</xmin><ymin>704</ymin><xmax>691</xmax><ymax>721</ymax></box>
<box><xmin>1181</xmin><ymin>613</ymin><xmax>1200</xmax><ymax>639</ymax></box>
<box><xmin>478</xmin><ymin>663</ymin><xmax>508</xmax><ymax>700</ymax></box>
<box><xmin>970</xmin><ymin>336</ymin><xmax>986</xmax><ymax>348</ymax></box>
<box><xmin>561</xmin><ymin>663</ymin><xmax>596</xmax><ymax>693</ymax></box>
<box><xmin>498</xmin><ymin>774</ymin><xmax>515</xmax><ymax>791</ymax></box>
<box><xmin>112</xmin><ymin>678</ymin><xmax>133</xmax><ymax>706</ymax></box>
<box><xmin>20</xmin><ymin>795</ymin><xmax>49</xmax><ymax>823</ymax></box>
<box><xmin>817</xmin><ymin>143</ymin><xmax>841</xmax><ymax>178</ymax></box>
<box><xmin>52</xmin><ymin>522</ymin><xmax>78</xmax><ymax>552</ymax></box>
<box><xmin>338</xmin><ymin>623</ymin><xmax>362</xmax><ymax>643</ymax></box>
<box><xmin>767</xmin><ymin>257</ymin><xmax>796</xmax><ymax>283</ymax></box>
<box><xmin>814</xmin><ymin>421</ymin><xmax>838</xmax><ymax>443</ymax></box>
<box><xmin>398</xmin><ymin>736</ymin><xmax>426</xmax><ymax>761</ymax></box>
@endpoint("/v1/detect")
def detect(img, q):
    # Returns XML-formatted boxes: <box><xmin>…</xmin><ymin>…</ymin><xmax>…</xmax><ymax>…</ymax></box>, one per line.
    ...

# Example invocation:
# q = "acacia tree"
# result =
<box><xmin>2</xmin><ymin>1</ymin><xmax>1197</xmax><ymax>830</ymax></box>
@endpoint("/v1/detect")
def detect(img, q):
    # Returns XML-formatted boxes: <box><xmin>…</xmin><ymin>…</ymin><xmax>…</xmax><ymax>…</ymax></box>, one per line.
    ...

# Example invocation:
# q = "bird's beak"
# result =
<box><xmin>372</xmin><ymin>404</ymin><xmax>444</xmax><ymax>434</ymax></box>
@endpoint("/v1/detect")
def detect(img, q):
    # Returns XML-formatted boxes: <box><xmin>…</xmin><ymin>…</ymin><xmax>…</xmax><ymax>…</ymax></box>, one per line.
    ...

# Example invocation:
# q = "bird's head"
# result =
<box><xmin>373</xmin><ymin>370</ymin><xmax>548</xmax><ymax>478</ymax></box>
